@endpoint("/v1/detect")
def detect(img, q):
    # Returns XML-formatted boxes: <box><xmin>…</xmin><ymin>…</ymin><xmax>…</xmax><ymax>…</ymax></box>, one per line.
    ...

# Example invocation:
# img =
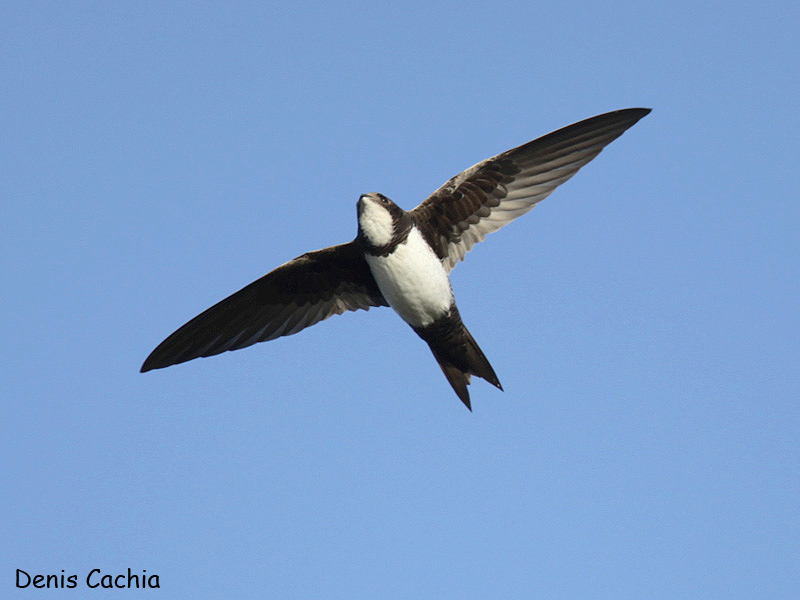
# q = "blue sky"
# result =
<box><xmin>2</xmin><ymin>1</ymin><xmax>798</xmax><ymax>598</ymax></box>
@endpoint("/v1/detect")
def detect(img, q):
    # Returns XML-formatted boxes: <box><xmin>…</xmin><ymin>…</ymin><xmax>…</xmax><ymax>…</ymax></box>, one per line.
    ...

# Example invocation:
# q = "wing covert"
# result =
<box><xmin>141</xmin><ymin>241</ymin><xmax>387</xmax><ymax>372</ymax></box>
<box><xmin>412</xmin><ymin>108</ymin><xmax>651</xmax><ymax>270</ymax></box>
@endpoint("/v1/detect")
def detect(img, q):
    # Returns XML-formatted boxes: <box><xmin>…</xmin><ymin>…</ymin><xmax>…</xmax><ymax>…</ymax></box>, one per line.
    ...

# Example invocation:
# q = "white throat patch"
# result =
<box><xmin>358</xmin><ymin>196</ymin><xmax>395</xmax><ymax>247</ymax></box>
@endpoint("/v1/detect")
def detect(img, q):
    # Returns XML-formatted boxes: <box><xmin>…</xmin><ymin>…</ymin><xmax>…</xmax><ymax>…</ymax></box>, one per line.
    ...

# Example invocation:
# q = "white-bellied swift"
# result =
<box><xmin>141</xmin><ymin>108</ymin><xmax>651</xmax><ymax>409</ymax></box>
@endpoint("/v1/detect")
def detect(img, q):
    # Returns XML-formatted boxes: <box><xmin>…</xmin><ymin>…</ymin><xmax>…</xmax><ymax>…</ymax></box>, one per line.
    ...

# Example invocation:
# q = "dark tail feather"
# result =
<box><xmin>413</xmin><ymin>308</ymin><xmax>502</xmax><ymax>410</ymax></box>
<box><xmin>437</xmin><ymin>362</ymin><xmax>473</xmax><ymax>410</ymax></box>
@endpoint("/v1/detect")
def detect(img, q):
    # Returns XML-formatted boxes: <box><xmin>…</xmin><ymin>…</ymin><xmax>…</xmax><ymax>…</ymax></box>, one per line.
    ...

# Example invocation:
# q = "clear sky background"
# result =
<box><xmin>2</xmin><ymin>1</ymin><xmax>798</xmax><ymax>598</ymax></box>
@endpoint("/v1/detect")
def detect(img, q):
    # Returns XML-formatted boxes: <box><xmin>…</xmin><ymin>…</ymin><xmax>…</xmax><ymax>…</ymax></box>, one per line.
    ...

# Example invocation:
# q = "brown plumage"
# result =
<box><xmin>141</xmin><ymin>108</ymin><xmax>650</xmax><ymax>408</ymax></box>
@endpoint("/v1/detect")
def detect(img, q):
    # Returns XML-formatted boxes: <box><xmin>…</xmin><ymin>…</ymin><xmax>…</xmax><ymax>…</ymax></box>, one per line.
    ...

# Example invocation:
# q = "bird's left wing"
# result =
<box><xmin>141</xmin><ymin>241</ymin><xmax>387</xmax><ymax>372</ymax></box>
<box><xmin>412</xmin><ymin>108</ymin><xmax>651</xmax><ymax>271</ymax></box>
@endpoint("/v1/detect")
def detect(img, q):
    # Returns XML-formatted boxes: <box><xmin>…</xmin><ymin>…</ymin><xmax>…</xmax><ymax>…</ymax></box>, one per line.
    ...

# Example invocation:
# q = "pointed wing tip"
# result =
<box><xmin>140</xmin><ymin>352</ymin><xmax>178</xmax><ymax>373</ymax></box>
<box><xmin>139</xmin><ymin>357</ymin><xmax>159</xmax><ymax>373</ymax></box>
<box><xmin>624</xmin><ymin>107</ymin><xmax>652</xmax><ymax>121</ymax></box>
<box><xmin>601</xmin><ymin>107</ymin><xmax>651</xmax><ymax>127</ymax></box>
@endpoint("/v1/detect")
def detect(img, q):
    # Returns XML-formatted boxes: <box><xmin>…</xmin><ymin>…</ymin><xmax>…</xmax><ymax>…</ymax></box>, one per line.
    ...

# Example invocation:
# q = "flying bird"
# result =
<box><xmin>141</xmin><ymin>108</ymin><xmax>650</xmax><ymax>409</ymax></box>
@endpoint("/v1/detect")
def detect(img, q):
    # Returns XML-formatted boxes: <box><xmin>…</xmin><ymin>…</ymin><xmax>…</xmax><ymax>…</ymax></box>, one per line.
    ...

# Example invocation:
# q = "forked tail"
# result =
<box><xmin>413</xmin><ymin>307</ymin><xmax>502</xmax><ymax>410</ymax></box>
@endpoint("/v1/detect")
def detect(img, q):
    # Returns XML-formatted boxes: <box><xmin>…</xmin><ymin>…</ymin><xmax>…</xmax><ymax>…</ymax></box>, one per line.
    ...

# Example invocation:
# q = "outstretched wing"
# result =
<box><xmin>141</xmin><ymin>241</ymin><xmax>387</xmax><ymax>372</ymax></box>
<box><xmin>412</xmin><ymin>108</ymin><xmax>651</xmax><ymax>271</ymax></box>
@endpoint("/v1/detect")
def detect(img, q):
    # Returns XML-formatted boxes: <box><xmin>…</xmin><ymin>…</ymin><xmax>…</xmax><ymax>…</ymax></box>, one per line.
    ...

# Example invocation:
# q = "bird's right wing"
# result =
<box><xmin>141</xmin><ymin>241</ymin><xmax>387</xmax><ymax>372</ymax></box>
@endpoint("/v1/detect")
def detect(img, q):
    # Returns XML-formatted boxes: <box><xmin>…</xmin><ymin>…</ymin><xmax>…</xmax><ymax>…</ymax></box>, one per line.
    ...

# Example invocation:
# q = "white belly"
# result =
<box><xmin>365</xmin><ymin>227</ymin><xmax>453</xmax><ymax>328</ymax></box>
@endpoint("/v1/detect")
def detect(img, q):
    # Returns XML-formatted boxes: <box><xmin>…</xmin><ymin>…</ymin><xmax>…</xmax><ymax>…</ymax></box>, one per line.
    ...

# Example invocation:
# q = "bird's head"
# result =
<box><xmin>357</xmin><ymin>193</ymin><xmax>405</xmax><ymax>248</ymax></box>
